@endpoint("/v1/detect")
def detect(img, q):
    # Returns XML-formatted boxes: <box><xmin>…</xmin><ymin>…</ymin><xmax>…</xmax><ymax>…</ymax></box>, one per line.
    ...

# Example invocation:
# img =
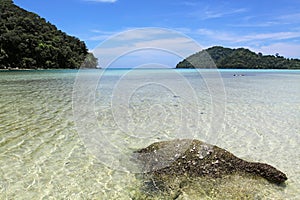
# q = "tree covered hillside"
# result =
<box><xmin>0</xmin><ymin>0</ymin><xmax>97</xmax><ymax>69</ymax></box>
<box><xmin>176</xmin><ymin>46</ymin><xmax>300</xmax><ymax>69</ymax></box>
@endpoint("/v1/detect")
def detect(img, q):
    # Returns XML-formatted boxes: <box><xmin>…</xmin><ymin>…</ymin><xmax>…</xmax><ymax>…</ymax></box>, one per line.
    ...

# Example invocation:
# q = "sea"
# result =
<box><xmin>0</xmin><ymin>68</ymin><xmax>299</xmax><ymax>199</ymax></box>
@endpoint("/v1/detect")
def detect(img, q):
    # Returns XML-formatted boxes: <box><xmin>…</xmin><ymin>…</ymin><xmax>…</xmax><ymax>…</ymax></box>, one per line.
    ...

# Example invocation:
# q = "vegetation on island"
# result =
<box><xmin>0</xmin><ymin>0</ymin><xmax>98</xmax><ymax>69</ymax></box>
<box><xmin>176</xmin><ymin>46</ymin><xmax>300</xmax><ymax>69</ymax></box>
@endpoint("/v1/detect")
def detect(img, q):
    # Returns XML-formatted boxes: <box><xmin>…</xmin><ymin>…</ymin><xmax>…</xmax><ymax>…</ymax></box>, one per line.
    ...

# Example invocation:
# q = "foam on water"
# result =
<box><xmin>0</xmin><ymin>69</ymin><xmax>299</xmax><ymax>199</ymax></box>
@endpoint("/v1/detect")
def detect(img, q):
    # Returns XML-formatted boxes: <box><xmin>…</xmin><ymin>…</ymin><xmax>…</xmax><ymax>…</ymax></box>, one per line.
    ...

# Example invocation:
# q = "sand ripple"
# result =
<box><xmin>0</xmin><ymin>70</ymin><xmax>299</xmax><ymax>199</ymax></box>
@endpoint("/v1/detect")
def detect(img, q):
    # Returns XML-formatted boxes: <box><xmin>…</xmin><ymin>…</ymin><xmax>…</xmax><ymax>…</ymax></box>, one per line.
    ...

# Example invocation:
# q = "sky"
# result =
<box><xmin>13</xmin><ymin>0</ymin><xmax>300</xmax><ymax>67</ymax></box>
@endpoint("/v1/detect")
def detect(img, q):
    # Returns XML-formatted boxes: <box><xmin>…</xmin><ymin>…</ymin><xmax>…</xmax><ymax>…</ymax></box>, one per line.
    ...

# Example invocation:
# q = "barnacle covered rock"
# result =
<box><xmin>134</xmin><ymin>139</ymin><xmax>287</xmax><ymax>184</ymax></box>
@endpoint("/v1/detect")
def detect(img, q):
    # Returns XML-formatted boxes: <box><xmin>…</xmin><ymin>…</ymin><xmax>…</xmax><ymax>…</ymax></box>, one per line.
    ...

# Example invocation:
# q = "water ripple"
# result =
<box><xmin>0</xmin><ymin>70</ymin><xmax>299</xmax><ymax>199</ymax></box>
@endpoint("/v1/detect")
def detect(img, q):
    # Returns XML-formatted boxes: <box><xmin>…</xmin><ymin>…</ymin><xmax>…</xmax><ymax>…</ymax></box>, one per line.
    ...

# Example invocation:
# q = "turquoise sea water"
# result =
<box><xmin>0</xmin><ymin>69</ymin><xmax>299</xmax><ymax>199</ymax></box>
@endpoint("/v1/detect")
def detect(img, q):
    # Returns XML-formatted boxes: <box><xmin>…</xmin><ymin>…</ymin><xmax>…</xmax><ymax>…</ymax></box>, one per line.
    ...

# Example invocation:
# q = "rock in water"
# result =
<box><xmin>134</xmin><ymin>139</ymin><xmax>287</xmax><ymax>185</ymax></box>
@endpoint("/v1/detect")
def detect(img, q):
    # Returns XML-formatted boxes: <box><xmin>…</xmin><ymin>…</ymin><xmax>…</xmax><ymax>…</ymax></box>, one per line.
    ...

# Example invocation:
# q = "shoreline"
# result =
<box><xmin>0</xmin><ymin>68</ymin><xmax>100</xmax><ymax>71</ymax></box>
<box><xmin>1</xmin><ymin>68</ymin><xmax>300</xmax><ymax>72</ymax></box>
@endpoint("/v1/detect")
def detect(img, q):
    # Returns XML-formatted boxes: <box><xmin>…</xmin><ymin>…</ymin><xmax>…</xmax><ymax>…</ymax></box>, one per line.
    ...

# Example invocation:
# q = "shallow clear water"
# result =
<box><xmin>0</xmin><ymin>69</ymin><xmax>299</xmax><ymax>199</ymax></box>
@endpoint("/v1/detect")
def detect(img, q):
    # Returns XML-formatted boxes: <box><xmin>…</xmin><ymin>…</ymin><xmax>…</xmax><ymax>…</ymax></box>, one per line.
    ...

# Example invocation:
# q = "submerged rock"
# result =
<box><xmin>134</xmin><ymin>139</ymin><xmax>287</xmax><ymax>185</ymax></box>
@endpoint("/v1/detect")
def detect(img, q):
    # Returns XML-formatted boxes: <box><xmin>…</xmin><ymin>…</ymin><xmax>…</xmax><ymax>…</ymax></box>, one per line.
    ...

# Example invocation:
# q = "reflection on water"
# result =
<box><xmin>0</xmin><ymin>69</ymin><xmax>299</xmax><ymax>199</ymax></box>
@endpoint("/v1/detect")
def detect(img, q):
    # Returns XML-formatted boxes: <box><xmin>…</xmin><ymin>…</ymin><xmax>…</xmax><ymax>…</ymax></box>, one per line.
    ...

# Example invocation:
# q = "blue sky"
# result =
<box><xmin>13</xmin><ymin>0</ymin><xmax>300</xmax><ymax>67</ymax></box>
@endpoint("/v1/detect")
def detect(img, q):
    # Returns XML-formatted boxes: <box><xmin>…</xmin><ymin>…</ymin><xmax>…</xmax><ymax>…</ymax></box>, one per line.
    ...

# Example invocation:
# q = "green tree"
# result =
<box><xmin>0</xmin><ymin>0</ymin><xmax>98</xmax><ymax>69</ymax></box>
<box><xmin>176</xmin><ymin>46</ymin><xmax>300</xmax><ymax>69</ymax></box>
<box><xmin>81</xmin><ymin>53</ymin><xmax>98</xmax><ymax>68</ymax></box>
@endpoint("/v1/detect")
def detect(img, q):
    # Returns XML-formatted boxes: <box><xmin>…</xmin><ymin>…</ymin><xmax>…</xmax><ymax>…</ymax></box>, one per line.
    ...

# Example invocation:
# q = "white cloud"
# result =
<box><xmin>197</xmin><ymin>29</ymin><xmax>234</xmax><ymax>42</ymax></box>
<box><xmin>254</xmin><ymin>43</ymin><xmax>300</xmax><ymax>58</ymax></box>
<box><xmin>276</xmin><ymin>13</ymin><xmax>300</xmax><ymax>24</ymax></box>
<box><xmin>87</xmin><ymin>30</ymin><xmax>119</xmax><ymax>41</ymax></box>
<box><xmin>241</xmin><ymin>32</ymin><xmax>300</xmax><ymax>41</ymax></box>
<box><xmin>180</xmin><ymin>1</ymin><xmax>198</xmax><ymax>6</ymax></box>
<box><xmin>88</xmin><ymin>27</ymin><xmax>300</xmax><ymax>67</ymax></box>
<box><xmin>84</xmin><ymin>0</ymin><xmax>117</xmax><ymax>3</ymax></box>
<box><xmin>196</xmin><ymin>28</ymin><xmax>300</xmax><ymax>43</ymax></box>
<box><xmin>191</xmin><ymin>7</ymin><xmax>247</xmax><ymax>20</ymax></box>
<box><xmin>113</xmin><ymin>29</ymin><xmax>170</xmax><ymax>41</ymax></box>
<box><xmin>91</xmin><ymin>28</ymin><xmax>204</xmax><ymax>68</ymax></box>
<box><xmin>228</xmin><ymin>21</ymin><xmax>282</xmax><ymax>28</ymax></box>
<box><xmin>87</xmin><ymin>28</ymin><xmax>171</xmax><ymax>42</ymax></box>
<box><xmin>205</xmin><ymin>8</ymin><xmax>247</xmax><ymax>19</ymax></box>
<box><xmin>195</xmin><ymin>28</ymin><xmax>300</xmax><ymax>58</ymax></box>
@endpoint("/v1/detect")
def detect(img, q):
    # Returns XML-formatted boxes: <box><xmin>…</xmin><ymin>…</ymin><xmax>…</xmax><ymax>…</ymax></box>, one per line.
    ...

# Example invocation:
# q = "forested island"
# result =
<box><xmin>0</xmin><ymin>0</ymin><xmax>98</xmax><ymax>69</ymax></box>
<box><xmin>176</xmin><ymin>46</ymin><xmax>300</xmax><ymax>69</ymax></box>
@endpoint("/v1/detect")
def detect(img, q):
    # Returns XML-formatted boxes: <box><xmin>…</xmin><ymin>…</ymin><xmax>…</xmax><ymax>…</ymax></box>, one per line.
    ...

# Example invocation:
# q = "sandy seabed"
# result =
<box><xmin>0</xmin><ymin>69</ymin><xmax>299</xmax><ymax>199</ymax></box>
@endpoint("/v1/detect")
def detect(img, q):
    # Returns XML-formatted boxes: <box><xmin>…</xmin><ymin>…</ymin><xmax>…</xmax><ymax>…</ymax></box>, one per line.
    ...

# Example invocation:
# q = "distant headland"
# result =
<box><xmin>176</xmin><ymin>46</ymin><xmax>300</xmax><ymax>69</ymax></box>
<box><xmin>0</xmin><ymin>0</ymin><xmax>98</xmax><ymax>70</ymax></box>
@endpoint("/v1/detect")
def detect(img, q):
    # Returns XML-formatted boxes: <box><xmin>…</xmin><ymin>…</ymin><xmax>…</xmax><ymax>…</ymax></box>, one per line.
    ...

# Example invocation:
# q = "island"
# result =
<box><xmin>176</xmin><ymin>46</ymin><xmax>300</xmax><ymax>69</ymax></box>
<box><xmin>0</xmin><ymin>0</ymin><xmax>98</xmax><ymax>69</ymax></box>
